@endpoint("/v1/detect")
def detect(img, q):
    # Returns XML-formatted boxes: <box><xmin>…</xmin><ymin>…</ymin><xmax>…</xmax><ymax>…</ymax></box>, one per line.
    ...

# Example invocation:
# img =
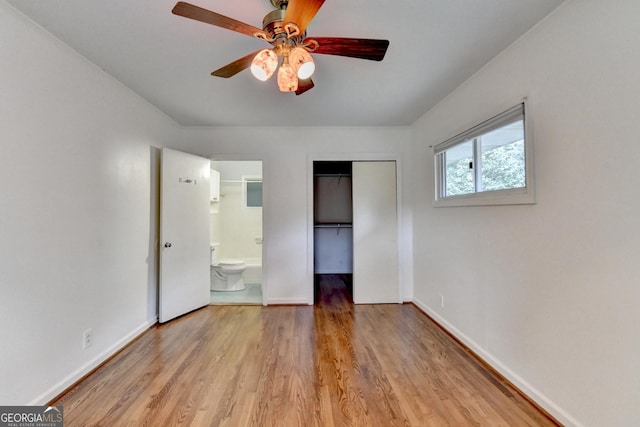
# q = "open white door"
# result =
<box><xmin>352</xmin><ymin>161</ymin><xmax>399</xmax><ymax>304</ymax></box>
<box><xmin>159</xmin><ymin>148</ymin><xmax>211</xmax><ymax>323</ymax></box>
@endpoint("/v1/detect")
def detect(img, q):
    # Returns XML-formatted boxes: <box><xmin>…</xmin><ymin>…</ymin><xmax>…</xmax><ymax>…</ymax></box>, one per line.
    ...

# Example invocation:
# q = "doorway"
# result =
<box><xmin>313</xmin><ymin>161</ymin><xmax>353</xmax><ymax>302</ymax></box>
<box><xmin>209</xmin><ymin>160</ymin><xmax>263</xmax><ymax>305</ymax></box>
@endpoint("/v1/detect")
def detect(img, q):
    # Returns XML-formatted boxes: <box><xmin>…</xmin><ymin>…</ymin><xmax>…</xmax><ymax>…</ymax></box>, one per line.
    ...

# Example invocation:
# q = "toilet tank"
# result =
<box><xmin>210</xmin><ymin>242</ymin><xmax>220</xmax><ymax>265</ymax></box>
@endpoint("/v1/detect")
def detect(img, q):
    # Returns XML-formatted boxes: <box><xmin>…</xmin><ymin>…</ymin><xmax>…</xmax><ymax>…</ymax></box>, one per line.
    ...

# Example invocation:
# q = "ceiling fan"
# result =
<box><xmin>172</xmin><ymin>0</ymin><xmax>389</xmax><ymax>95</ymax></box>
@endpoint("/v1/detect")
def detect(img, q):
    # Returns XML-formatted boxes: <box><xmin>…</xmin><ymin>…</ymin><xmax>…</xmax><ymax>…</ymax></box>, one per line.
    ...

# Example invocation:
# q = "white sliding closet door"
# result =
<box><xmin>352</xmin><ymin>161</ymin><xmax>399</xmax><ymax>304</ymax></box>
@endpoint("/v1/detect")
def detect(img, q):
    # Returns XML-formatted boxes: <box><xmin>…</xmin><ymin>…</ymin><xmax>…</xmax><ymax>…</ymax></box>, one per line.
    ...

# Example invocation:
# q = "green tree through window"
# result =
<box><xmin>480</xmin><ymin>139</ymin><xmax>525</xmax><ymax>191</ymax></box>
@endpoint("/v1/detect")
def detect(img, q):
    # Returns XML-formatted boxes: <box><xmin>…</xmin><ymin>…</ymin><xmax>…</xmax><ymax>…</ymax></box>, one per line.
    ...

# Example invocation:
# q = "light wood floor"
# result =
<box><xmin>54</xmin><ymin>276</ymin><xmax>558</xmax><ymax>426</ymax></box>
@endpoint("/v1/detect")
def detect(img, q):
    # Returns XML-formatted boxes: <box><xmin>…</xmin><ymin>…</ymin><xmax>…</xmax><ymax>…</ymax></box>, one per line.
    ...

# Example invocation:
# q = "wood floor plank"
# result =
<box><xmin>53</xmin><ymin>275</ymin><xmax>559</xmax><ymax>426</ymax></box>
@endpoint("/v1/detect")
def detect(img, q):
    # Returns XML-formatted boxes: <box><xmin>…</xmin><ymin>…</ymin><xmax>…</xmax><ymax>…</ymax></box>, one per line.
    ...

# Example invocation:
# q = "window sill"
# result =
<box><xmin>433</xmin><ymin>187</ymin><xmax>535</xmax><ymax>207</ymax></box>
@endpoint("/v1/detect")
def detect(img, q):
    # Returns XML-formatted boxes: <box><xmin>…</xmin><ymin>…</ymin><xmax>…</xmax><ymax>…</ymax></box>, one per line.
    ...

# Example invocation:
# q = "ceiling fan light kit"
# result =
<box><xmin>171</xmin><ymin>0</ymin><xmax>389</xmax><ymax>95</ymax></box>
<box><xmin>277</xmin><ymin>58</ymin><xmax>299</xmax><ymax>92</ymax></box>
<box><xmin>290</xmin><ymin>47</ymin><xmax>315</xmax><ymax>79</ymax></box>
<box><xmin>250</xmin><ymin>49</ymin><xmax>278</xmax><ymax>81</ymax></box>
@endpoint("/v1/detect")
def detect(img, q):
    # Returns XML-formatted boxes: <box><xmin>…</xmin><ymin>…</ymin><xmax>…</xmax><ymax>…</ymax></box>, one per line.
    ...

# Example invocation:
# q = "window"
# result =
<box><xmin>433</xmin><ymin>103</ymin><xmax>534</xmax><ymax>206</ymax></box>
<box><xmin>243</xmin><ymin>176</ymin><xmax>262</xmax><ymax>208</ymax></box>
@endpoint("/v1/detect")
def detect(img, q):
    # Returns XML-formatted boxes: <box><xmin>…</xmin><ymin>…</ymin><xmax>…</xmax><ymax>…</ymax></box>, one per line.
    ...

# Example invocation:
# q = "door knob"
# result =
<box><xmin>164</xmin><ymin>242</ymin><xmax>172</xmax><ymax>248</ymax></box>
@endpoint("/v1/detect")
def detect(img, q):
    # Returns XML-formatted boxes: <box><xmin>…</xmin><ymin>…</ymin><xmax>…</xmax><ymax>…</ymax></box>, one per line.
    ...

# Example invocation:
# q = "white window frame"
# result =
<box><xmin>242</xmin><ymin>175</ymin><xmax>263</xmax><ymax>208</ymax></box>
<box><xmin>433</xmin><ymin>101</ymin><xmax>535</xmax><ymax>207</ymax></box>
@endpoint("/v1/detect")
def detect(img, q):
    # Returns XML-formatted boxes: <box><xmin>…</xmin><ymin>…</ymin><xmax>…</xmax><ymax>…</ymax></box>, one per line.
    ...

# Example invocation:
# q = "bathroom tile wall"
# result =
<box><xmin>210</xmin><ymin>181</ymin><xmax>262</xmax><ymax>260</ymax></box>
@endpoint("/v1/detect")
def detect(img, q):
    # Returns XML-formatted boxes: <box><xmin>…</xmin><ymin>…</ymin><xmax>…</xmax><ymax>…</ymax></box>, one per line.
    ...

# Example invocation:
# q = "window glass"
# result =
<box><xmin>246</xmin><ymin>181</ymin><xmax>262</xmax><ymax>207</ymax></box>
<box><xmin>444</xmin><ymin>140</ymin><xmax>474</xmax><ymax>196</ymax></box>
<box><xmin>478</xmin><ymin>121</ymin><xmax>525</xmax><ymax>192</ymax></box>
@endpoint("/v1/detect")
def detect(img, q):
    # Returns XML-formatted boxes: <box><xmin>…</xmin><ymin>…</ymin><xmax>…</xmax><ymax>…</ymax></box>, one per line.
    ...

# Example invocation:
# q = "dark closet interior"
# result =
<box><xmin>313</xmin><ymin>161</ymin><xmax>353</xmax><ymax>302</ymax></box>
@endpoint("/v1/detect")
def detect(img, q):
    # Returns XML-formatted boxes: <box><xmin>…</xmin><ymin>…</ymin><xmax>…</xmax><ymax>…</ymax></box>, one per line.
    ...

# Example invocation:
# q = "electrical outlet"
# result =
<box><xmin>439</xmin><ymin>294</ymin><xmax>445</xmax><ymax>308</ymax></box>
<box><xmin>82</xmin><ymin>328</ymin><xmax>93</xmax><ymax>349</ymax></box>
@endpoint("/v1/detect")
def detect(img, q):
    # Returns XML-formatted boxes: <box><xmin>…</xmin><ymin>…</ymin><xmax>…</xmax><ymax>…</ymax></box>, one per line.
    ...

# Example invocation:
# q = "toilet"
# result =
<box><xmin>210</xmin><ymin>243</ymin><xmax>246</xmax><ymax>291</ymax></box>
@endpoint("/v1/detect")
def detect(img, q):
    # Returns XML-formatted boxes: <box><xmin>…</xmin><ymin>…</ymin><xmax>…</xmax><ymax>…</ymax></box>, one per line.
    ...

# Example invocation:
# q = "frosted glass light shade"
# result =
<box><xmin>289</xmin><ymin>47</ymin><xmax>315</xmax><ymax>79</ymax></box>
<box><xmin>277</xmin><ymin>61</ymin><xmax>298</xmax><ymax>92</ymax></box>
<box><xmin>250</xmin><ymin>49</ymin><xmax>278</xmax><ymax>81</ymax></box>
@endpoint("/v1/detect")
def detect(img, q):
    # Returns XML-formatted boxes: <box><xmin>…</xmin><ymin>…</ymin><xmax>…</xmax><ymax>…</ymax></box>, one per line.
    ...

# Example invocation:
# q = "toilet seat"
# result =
<box><xmin>217</xmin><ymin>259</ymin><xmax>246</xmax><ymax>273</ymax></box>
<box><xmin>217</xmin><ymin>264</ymin><xmax>246</xmax><ymax>273</ymax></box>
<box><xmin>219</xmin><ymin>258</ymin><xmax>244</xmax><ymax>266</ymax></box>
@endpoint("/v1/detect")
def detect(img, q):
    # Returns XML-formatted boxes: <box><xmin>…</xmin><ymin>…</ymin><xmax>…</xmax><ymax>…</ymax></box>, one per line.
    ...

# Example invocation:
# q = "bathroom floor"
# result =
<box><xmin>210</xmin><ymin>283</ymin><xmax>262</xmax><ymax>305</ymax></box>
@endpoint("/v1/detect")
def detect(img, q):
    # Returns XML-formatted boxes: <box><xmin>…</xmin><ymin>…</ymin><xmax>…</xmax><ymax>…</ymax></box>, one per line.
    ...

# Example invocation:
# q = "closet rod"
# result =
<box><xmin>314</xmin><ymin>224</ymin><xmax>353</xmax><ymax>228</ymax></box>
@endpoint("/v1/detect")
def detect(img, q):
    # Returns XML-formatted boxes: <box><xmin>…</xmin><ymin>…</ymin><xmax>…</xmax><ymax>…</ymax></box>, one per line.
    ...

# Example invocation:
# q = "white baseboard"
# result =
<box><xmin>266</xmin><ymin>297</ymin><xmax>311</xmax><ymax>305</ymax></box>
<box><xmin>29</xmin><ymin>319</ymin><xmax>155</xmax><ymax>405</ymax></box>
<box><xmin>412</xmin><ymin>297</ymin><xmax>581</xmax><ymax>427</ymax></box>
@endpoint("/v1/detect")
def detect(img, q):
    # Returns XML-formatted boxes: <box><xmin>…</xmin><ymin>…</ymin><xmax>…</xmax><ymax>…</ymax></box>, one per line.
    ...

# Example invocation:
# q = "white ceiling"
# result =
<box><xmin>7</xmin><ymin>0</ymin><xmax>564</xmax><ymax>127</ymax></box>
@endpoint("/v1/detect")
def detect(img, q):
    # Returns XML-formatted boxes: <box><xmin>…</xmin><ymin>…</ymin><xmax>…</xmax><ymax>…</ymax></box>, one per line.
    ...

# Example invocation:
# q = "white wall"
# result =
<box><xmin>0</xmin><ymin>2</ymin><xmax>177</xmax><ymax>405</ymax></box>
<box><xmin>411</xmin><ymin>1</ymin><xmax>640</xmax><ymax>426</ymax></box>
<box><xmin>177</xmin><ymin>127</ymin><xmax>414</xmax><ymax>305</ymax></box>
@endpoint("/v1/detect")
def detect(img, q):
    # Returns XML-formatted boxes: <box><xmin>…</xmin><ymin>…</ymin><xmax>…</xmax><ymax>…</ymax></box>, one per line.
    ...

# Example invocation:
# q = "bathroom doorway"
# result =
<box><xmin>209</xmin><ymin>160</ymin><xmax>263</xmax><ymax>305</ymax></box>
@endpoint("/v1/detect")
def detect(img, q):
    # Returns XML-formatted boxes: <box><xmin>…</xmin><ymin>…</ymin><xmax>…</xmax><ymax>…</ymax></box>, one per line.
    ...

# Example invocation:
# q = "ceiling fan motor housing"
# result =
<box><xmin>269</xmin><ymin>0</ymin><xmax>288</xmax><ymax>9</ymax></box>
<box><xmin>262</xmin><ymin>8</ymin><xmax>285</xmax><ymax>38</ymax></box>
<box><xmin>262</xmin><ymin>8</ymin><xmax>305</xmax><ymax>50</ymax></box>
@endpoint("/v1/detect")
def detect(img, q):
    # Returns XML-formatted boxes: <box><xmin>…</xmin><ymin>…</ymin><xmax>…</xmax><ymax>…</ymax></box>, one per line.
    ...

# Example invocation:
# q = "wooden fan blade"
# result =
<box><xmin>211</xmin><ymin>50</ymin><xmax>263</xmax><ymax>78</ymax></box>
<box><xmin>172</xmin><ymin>2</ymin><xmax>263</xmax><ymax>38</ymax></box>
<box><xmin>284</xmin><ymin>0</ymin><xmax>325</xmax><ymax>34</ymax></box>
<box><xmin>306</xmin><ymin>37</ymin><xmax>389</xmax><ymax>61</ymax></box>
<box><xmin>295</xmin><ymin>78</ymin><xmax>315</xmax><ymax>95</ymax></box>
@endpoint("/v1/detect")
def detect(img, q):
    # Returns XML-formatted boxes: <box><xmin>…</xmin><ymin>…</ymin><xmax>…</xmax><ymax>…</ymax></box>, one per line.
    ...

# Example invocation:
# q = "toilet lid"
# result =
<box><xmin>219</xmin><ymin>258</ymin><xmax>243</xmax><ymax>266</ymax></box>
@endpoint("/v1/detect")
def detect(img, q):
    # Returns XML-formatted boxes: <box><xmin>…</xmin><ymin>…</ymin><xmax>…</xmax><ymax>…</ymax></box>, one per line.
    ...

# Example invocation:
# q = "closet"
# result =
<box><xmin>313</xmin><ymin>160</ymin><xmax>399</xmax><ymax>304</ymax></box>
<box><xmin>314</xmin><ymin>162</ymin><xmax>353</xmax><ymax>295</ymax></box>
